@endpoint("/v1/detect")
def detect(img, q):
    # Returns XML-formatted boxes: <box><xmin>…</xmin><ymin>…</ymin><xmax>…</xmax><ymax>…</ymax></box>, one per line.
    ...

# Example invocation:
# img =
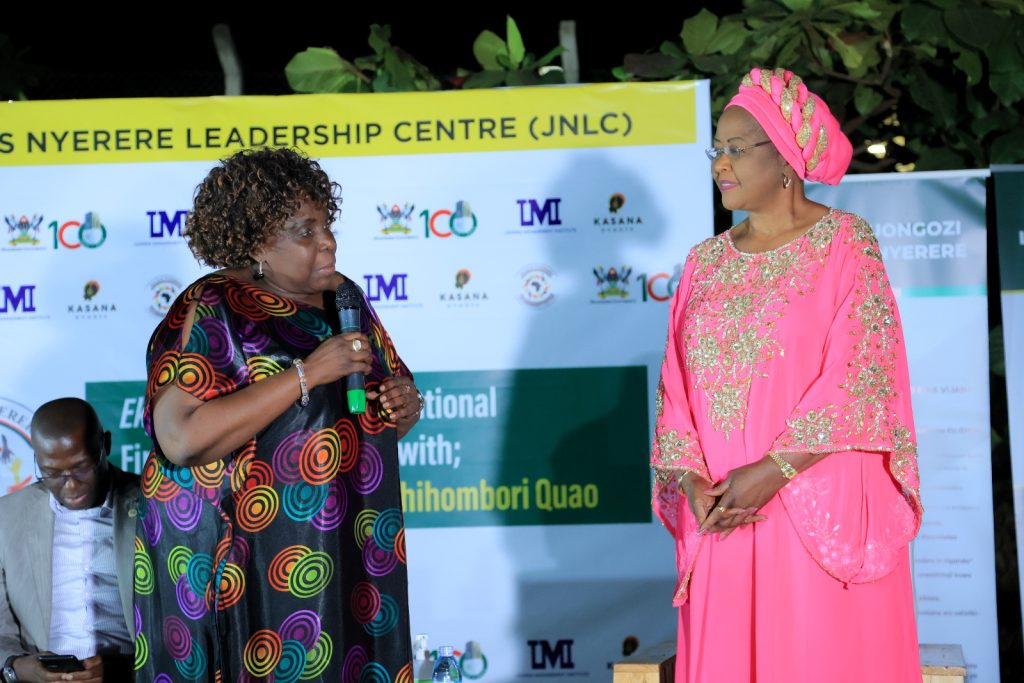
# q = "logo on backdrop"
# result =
<box><xmin>422</xmin><ymin>201</ymin><xmax>477</xmax><ymax>238</ymax></box>
<box><xmin>363</xmin><ymin>273</ymin><xmax>409</xmax><ymax>302</ymax></box>
<box><xmin>459</xmin><ymin>641</ymin><xmax>488</xmax><ymax>680</ymax></box>
<box><xmin>137</xmin><ymin>210</ymin><xmax>188</xmax><ymax>246</ymax></box>
<box><xmin>591</xmin><ymin>265</ymin><xmax>633</xmax><ymax>302</ymax></box>
<box><xmin>148</xmin><ymin>277</ymin><xmax>182</xmax><ymax>316</ymax></box>
<box><xmin>4</xmin><ymin>214</ymin><xmax>44</xmax><ymax>249</ymax></box>
<box><xmin>593</xmin><ymin>192</ymin><xmax>645</xmax><ymax>233</ymax></box>
<box><xmin>0</xmin><ymin>284</ymin><xmax>46</xmax><ymax>320</ymax></box>
<box><xmin>377</xmin><ymin>202</ymin><xmax>416</xmax><ymax>237</ymax></box>
<box><xmin>527</xmin><ymin>639</ymin><xmax>575</xmax><ymax>671</ymax></box>
<box><xmin>6</xmin><ymin>212</ymin><xmax>108</xmax><ymax>251</ymax></box>
<box><xmin>519</xmin><ymin>266</ymin><xmax>554</xmax><ymax>307</ymax></box>
<box><xmin>439</xmin><ymin>268</ymin><xmax>490</xmax><ymax>308</ymax></box>
<box><xmin>67</xmin><ymin>280</ymin><xmax>118</xmax><ymax>319</ymax></box>
<box><xmin>51</xmin><ymin>212</ymin><xmax>107</xmax><ymax>250</ymax></box>
<box><xmin>637</xmin><ymin>265</ymin><xmax>683</xmax><ymax>303</ymax></box>
<box><xmin>0</xmin><ymin>397</ymin><xmax>35</xmax><ymax>495</ymax></box>
<box><xmin>509</xmin><ymin>199</ymin><xmax>575</xmax><ymax>234</ymax></box>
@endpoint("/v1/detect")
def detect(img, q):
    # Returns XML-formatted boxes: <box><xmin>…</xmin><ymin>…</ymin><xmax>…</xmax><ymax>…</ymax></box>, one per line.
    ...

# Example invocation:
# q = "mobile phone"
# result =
<box><xmin>37</xmin><ymin>654</ymin><xmax>85</xmax><ymax>673</ymax></box>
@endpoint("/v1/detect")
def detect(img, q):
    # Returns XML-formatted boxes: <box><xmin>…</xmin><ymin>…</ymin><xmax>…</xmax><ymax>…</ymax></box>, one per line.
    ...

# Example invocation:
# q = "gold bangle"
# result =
<box><xmin>767</xmin><ymin>452</ymin><xmax>797</xmax><ymax>480</ymax></box>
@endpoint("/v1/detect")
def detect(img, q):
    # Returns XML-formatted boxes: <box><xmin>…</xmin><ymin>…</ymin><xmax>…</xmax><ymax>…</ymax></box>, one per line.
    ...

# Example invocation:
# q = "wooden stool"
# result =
<box><xmin>920</xmin><ymin>644</ymin><xmax>966</xmax><ymax>683</ymax></box>
<box><xmin>612</xmin><ymin>641</ymin><xmax>675</xmax><ymax>683</ymax></box>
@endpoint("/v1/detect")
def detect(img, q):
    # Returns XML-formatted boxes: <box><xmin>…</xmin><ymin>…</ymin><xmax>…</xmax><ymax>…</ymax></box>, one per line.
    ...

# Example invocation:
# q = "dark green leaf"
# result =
<box><xmin>954</xmin><ymin>49</ymin><xmax>983</xmax><ymax>86</ymax></box>
<box><xmin>661</xmin><ymin>40</ymin><xmax>687</xmax><ymax>60</ymax></box>
<box><xmin>780</xmin><ymin>0</ymin><xmax>814</xmax><ymax>10</ymax></box>
<box><xmin>990</xmin><ymin>69</ymin><xmax>1024</xmax><ymax>105</ymax></box>
<box><xmin>368</xmin><ymin>24</ymin><xmax>392</xmax><ymax>55</ymax></box>
<box><xmin>383</xmin><ymin>50</ymin><xmax>415</xmax><ymax>91</ymax></box>
<box><xmin>496</xmin><ymin>53</ymin><xmax>512</xmax><ymax>70</ymax></box>
<box><xmin>713</xmin><ymin>20</ymin><xmax>750</xmax><ymax>55</ymax></box>
<box><xmin>682</xmin><ymin>8</ymin><xmax>719</xmax><ymax>56</ymax></box>
<box><xmin>612</xmin><ymin>66</ymin><xmax>633</xmax><ymax>81</ymax></box>
<box><xmin>473</xmin><ymin>30</ymin><xmax>508</xmax><ymax>70</ymax></box>
<box><xmin>690</xmin><ymin>54</ymin><xmax>734</xmax><ymax>74</ymax></box>
<box><xmin>944</xmin><ymin>6</ymin><xmax>1003</xmax><ymax>49</ymax></box>
<box><xmin>506</xmin><ymin>16</ymin><xmax>526</xmax><ymax>69</ymax></box>
<box><xmin>854</xmin><ymin>84</ymin><xmax>884</xmax><ymax>115</ymax></box>
<box><xmin>831</xmin><ymin>2</ymin><xmax>883</xmax><ymax>20</ymax></box>
<box><xmin>970</xmin><ymin>107</ymin><xmax>1019</xmax><ymax>137</ymax></box>
<box><xmin>353</xmin><ymin>56</ymin><xmax>379</xmax><ymax>70</ymax></box>
<box><xmin>913</xmin><ymin>146</ymin><xmax>968</xmax><ymax>171</ymax></box>
<box><xmin>534</xmin><ymin>46</ymin><xmax>566</xmax><ymax>68</ymax></box>
<box><xmin>901</xmin><ymin>4</ymin><xmax>944</xmax><ymax>43</ymax></box>
<box><xmin>285</xmin><ymin>48</ymin><xmax>352</xmax><ymax>93</ymax></box>
<box><xmin>908</xmin><ymin>68</ymin><xmax>957</xmax><ymax>127</ymax></box>
<box><xmin>748</xmin><ymin>35</ymin><xmax>779</xmax><ymax>62</ymax></box>
<box><xmin>826</xmin><ymin>29</ymin><xmax>864</xmax><ymax>70</ymax></box>
<box><xmin>462</xmin><ymin>69</ymin><xmax>507</xmax><ymax>89</ymax></box>
<box><xmin>623</xmin><ymin>52</ymin><xmax>685</xmax><ymax>79</ymax></box>
<box><xmin>985</xmin><ymin>21</ymin><xmax>1024</xmax><ymax>66</ymax></box>
<box><xmin>506</xmin><ymin>69</ymin><xmax>536</xmax><ymax>87</ymax></box>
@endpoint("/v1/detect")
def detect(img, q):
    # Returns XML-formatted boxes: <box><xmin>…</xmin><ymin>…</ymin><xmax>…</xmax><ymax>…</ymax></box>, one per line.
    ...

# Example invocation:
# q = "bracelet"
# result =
<box><xmin>767</xmin><ymin>452</ymin><xmax>797</xmax><ymax>480</ymax></box>
<box><xmin>292</xmin><ymin>358</ymin><xmax>310</xmax><ymax>407</ymax></box>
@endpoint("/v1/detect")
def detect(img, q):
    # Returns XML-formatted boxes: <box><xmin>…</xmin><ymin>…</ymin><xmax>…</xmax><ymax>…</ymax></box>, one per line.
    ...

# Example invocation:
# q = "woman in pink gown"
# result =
<box><xmin>651</xmin><ymin>68</ymin><xmax>923</xmax><ymax>682</ymax></box>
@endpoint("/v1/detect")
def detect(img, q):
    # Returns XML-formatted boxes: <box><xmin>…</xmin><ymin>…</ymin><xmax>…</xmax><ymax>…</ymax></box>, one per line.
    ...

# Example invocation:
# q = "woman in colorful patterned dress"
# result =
<box><xmin>135</xmin><ymin>148</ymin><xmax>420</xmax><ymax>683</ymax></box>
<box><xmin>651</xmin><ymin>68</ymin><xmax>922</xmax><ymax>682</ymax></box>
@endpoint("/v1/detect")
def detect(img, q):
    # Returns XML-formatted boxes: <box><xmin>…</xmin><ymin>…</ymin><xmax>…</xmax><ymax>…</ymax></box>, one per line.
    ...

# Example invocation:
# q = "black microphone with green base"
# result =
<box><xmin>335</xmin><ymin>281</ymin><xmax>367</xmax><ymax>414</ymax></box>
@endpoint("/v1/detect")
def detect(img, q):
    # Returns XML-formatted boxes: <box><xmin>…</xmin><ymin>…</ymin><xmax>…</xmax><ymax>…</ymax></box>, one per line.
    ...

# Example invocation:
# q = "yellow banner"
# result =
<box><xmin>0</xmin><ymin>83</ymin><xmax>698</xmax><ymax>166</ymax></box>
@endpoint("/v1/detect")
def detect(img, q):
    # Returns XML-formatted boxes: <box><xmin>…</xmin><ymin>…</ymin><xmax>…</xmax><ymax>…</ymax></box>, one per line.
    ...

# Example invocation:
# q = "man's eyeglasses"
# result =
<box><xmin>705</xmin><ymin>140</ymin><xmax>773</xmax><ymax>162</ymax></box>
<box><xmin>37</xmin><ymin>462</ymin><xmax>97</xmax><ymax>486</ymax></box>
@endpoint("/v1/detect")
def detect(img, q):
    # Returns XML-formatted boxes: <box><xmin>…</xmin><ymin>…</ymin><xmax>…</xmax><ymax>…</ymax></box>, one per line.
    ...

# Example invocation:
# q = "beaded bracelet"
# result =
<box><xmin>292</xmin><ymin>358</ymin><xmax>310</xmax><ymax>407</ymax></box>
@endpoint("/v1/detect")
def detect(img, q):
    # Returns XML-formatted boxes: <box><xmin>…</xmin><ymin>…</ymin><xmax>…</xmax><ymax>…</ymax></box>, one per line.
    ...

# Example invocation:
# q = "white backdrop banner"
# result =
<box><xmin>0</xmin><ymin>83</ymin><xmax>711</xmax><ymax>681</ymax></box>
<box><xmin>807</xmin><ymin>170</ymin><xmax>995</xmax><ymax>683</ymax></box>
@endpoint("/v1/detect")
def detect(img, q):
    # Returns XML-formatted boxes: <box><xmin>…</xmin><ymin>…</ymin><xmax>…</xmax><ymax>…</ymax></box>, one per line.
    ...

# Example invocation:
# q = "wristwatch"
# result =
<box><xmin>1</xmin><ymin>654</ymin><xmax>19</xmax><ymax>683</ymax></box>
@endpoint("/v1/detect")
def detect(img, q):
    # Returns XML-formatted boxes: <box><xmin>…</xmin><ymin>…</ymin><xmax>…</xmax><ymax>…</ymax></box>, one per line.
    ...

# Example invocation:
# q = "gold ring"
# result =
<box><xmin>716</xmin><ymin>505</ymin><xmax>727</xmax><ymax>514</ymax></box>
<box><xmin>352</xmin><ymin>339</ymin><xmax>362</xmax><ymax>352</ymax></box>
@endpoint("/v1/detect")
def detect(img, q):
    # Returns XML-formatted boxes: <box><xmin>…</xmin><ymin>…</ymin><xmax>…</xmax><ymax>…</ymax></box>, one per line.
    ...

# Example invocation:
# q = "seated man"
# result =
<box><xmin>0</xmin><ymin>398</ymin><xmax>138</xmax><ymax>682</ymax></box>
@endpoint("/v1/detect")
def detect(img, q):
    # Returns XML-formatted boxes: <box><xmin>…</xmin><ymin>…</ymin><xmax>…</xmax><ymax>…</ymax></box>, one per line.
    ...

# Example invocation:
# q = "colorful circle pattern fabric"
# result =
<box><xmin>135</xmin><ymin>275</ymin><xmax>412</xmax><ymax>681</ymax></box>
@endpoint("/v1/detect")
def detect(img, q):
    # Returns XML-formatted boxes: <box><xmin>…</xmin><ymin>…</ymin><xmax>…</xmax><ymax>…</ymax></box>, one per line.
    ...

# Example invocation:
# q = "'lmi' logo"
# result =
<box><xmin>517</xmin><ymin>198</ymin><xmax>562</xmax><ymax>227</ymax></box>
<box><xmin>527</xmin><ymin>639</ymin><xmax>574</xmax><ymax>670</ymax></box>
<box><xmin>363</xmin><ymin>274</ymin><xmax>409</xmax><ymax>302</ymax></box>
<box><xmin>0</xmin><ymin>285</ymin><xmax>36</xmax><ymax>314</ymax></box>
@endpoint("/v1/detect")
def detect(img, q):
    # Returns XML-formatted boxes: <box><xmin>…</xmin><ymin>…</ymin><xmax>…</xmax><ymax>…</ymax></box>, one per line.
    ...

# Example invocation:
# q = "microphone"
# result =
<box><xmin>335</xmin><ymin>281</ymin><xmax>367</xmax><ymax>414</ymax></box>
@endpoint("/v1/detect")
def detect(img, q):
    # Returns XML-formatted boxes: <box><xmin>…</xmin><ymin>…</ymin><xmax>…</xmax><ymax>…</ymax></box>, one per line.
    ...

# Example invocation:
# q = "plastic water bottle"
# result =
<box><xmin>432</xmin><ymin>645</ymin><xmax>462</xmax><ymax>682</ymax></box>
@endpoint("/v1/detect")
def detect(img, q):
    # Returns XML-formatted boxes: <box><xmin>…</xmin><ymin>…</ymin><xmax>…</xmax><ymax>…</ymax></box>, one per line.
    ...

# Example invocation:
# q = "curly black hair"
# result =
<box><xmin>185</xmin><ymin>148</ymin><xmax>342</xmax><ymax>268</ymax></box>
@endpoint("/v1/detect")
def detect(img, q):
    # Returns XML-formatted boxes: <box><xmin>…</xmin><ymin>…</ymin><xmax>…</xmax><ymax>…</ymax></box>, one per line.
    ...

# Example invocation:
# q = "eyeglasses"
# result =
<box><xmin>37</xmin><ymin>462</ymin><xmax>97</xmax><ymax>486</ymax></box>
<box><xmin>705</xmin><ymin>140</ymin><xmax>773</xmax><ymax>162</ymax></box>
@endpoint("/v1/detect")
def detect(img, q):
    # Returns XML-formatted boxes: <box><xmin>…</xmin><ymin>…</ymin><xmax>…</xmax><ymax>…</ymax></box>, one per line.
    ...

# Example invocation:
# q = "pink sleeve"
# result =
<box><xmin>651</xmin><ymin>254</ymin><xmax>710</xmax><ymax>537</ymax></box>
<box><xmin>770</xmin><ymin>217</ymin><xmax>922</xmax><ymax>583</ymax></box>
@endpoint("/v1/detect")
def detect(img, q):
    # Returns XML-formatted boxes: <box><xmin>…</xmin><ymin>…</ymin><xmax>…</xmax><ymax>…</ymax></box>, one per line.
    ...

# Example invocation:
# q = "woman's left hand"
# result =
<box><xmin>699</xmin><ymin>457</ymin><xmax>788</xmax><ymax>539</ymax></box>
<box><xmin>368</xmin><ymin>376</ymin><xmax>422</xmax><ymax>436</ymax></box>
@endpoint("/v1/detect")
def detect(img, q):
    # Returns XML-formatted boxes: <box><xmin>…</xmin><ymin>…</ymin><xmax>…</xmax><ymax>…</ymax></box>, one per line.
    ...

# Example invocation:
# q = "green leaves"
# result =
<box><xmin>944</xmin><ymin>5</ymin><xmax>1004</xmax><ymax>49</ymax></box>
<box><xmin>681</xmin><ymin>10</ymin><xmax>751</xmax><ymax>56</ymax></box>
<box><xmin>682</xmin><ymin>9</ymin><xmax>719</xmax><ymax>55</ymax></box>
<box><xmin>464</xmin><ymin>15</ymin><xmax>565</xmax><ymax>89</ymax></box>
<box><xmin>473</xmin><ymin>31</ymin><xmax>508</xmax><ymax>71</ymax></box>
<box><xmin>901</xmin><ymin>4</ymin><xmax>944</xmax><ymax>42</ymax></box>
<box><xmin>854</xmin><ymin>83</ymin><xmax>884</xmax><ymax>115</ymax></box>
<box><xmin>285</xmin><ymin>48</ymin><xmax>364</xmax><ymax>94</ymax></box>
<box><xmin>284</xmin><ymin>27</ymin><xmax>439</xmax><ymax>94</ymax></box>
<box><xmin>618</xmin><ymin>0</ymin><xmax>1024</xmax><ymax>171</ymax></box>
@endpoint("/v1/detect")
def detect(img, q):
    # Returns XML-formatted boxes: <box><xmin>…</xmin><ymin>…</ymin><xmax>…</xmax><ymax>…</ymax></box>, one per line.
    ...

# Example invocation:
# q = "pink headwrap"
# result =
<box><xmin>726</xmin><ymin>67</ymin><xmax>852</xmax><ymax>185</ymax></box>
